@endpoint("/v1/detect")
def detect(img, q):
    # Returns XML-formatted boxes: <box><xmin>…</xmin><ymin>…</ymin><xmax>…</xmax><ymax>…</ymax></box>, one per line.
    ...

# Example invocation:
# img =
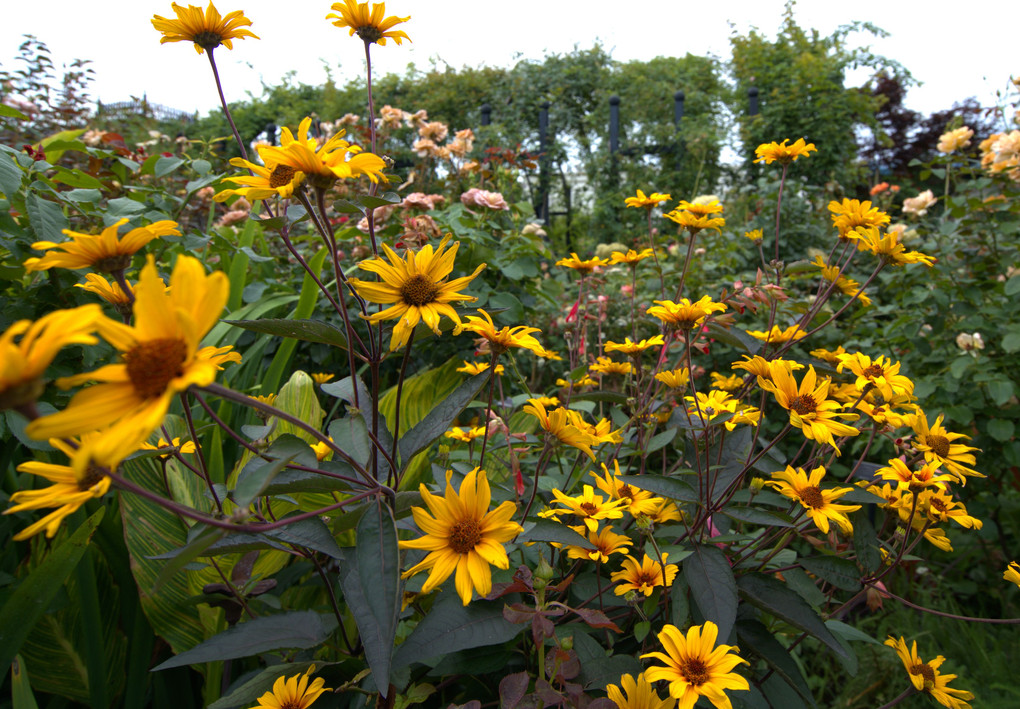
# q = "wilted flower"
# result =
<box><xmin>955</xmin><ymin>332</ymin><xmax>984</xmax><ymax>351</ymax></box>
<box><xmin>903</xmin><ymin>189</ymin><xmax>938</xmax><ymax>217</ymax></box>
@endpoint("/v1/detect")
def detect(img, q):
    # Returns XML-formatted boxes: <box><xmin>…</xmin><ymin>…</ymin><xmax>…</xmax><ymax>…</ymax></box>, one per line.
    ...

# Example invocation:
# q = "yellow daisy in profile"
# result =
<box><xmin>610</xmin><ymin>248</ymin><xmax>655</xmax><ymax>265</ymax></box>
<box><xmin>75</xmin><ymin>273</ymin><xmax>134</xmax><ymax>307</ymax></box>
<box><xmin>606</xmin><ymin>673</ymin><xmax>674</xmax><ymax>709</ymax></box>
<box><xmin>642</xmin><ymin>622</ymin><xmax>749</xmax><ymax>709</ymax></box>
<box><xmin>1</xmin><ymin>305</ymin><xmax>102</xmax><ymax>411</ymax></box>
<box><xmin>556</xmin><ymin>253</ymin><xmax>609</xmax><ymax>274</ymax></box>
<box><xmin>24</xmin><ymin>218</ymin><xmax>180</xmax><ymax>273</ymax></box>
<box><xmin>745</xmin><ymin>324</ymin><xmax>806</xmax><ymax>344</ymax></box>
<box><xmin>459</xmin><ymin>309</ymin><xmax>544</xmax><ymax>356</ymax></box>
<box><xmin>828</xmin><ymin>198</ymin><xmax>890</xmax><ymax>237</ymax></box>
<box><xmin>664</xmin><ymin>201</ymin><xmax>725</xmax><ymax>233</ymax></box>
<box><xmin>547</xmin><ymin>485</ymin><xmax>627</xmax><ymax>533</ymax></box>
<box><xmin>1004</xmin><ymin>561</ymin><xmax>1020</xmax><ymax>589</ymax></box>
<box><xmin>591</xmin><ymin>461</ymin><xmax>660</xmax><ymax>517</ymax></box>
<box><xmin>884</xmin><ymin>637</ymin><xmax>974</xmax><ymax>709</ymax></box>
<box><xmin>917</xmin><ymin>489</ymin><xmax>982</xmax><ymax>530</ymax></box>
<box><xmin>875</xmin><ymin>458</ymin><xmax>955</xmax><ymax>493</ymax></box>
<box><xmin>523</xmin><ymin>399</ymin><xmax>599</xmax><ymax>460</ymax></box>
<box><xmin>849</xmin><ymin>226</ymin><xmax>935</xmax><ymax>267</ymax></box>
<box><xmin>744</xmin><ymin>228</ymin><xmax>764</xmax><ymax>243</ymax></box>
<box><xmin>758</xmin><ymin>363</ymin><xmax>859</xmax><ymax>452</ymax></box>
<box><xmin>215</xmin><ymin>151</ymin><xmax>305</xmax><ymax>202</ymax></box>
<box><xmin>399</xmin><ymin>469</ymin><xmax>522</xmax><ymax>605</ymax></box>
<box><xmin>647</xmin><ymin>297</ymin><xmax>726</xmax><ymax>330</ymax></box>
<box><xmin>731</xmin><ymin>355</ymin><xmax>803</xmax><ymax>380</ymax></box>
<box><xmin>4</xmin><ymin>432</ymin><xmax>135</xmax><ymax>540</ymax></box>
<box><xmin>26</xmin><ymin>256</ymin><xmax>240</xmax><ymax>447</ymax></box>
<box><xmin>311</xmin><ymin>372</ymin><xmax>335</xmax><ymax>384</ymax></box>
<box><xmin>625</xmin><ymin>190</ymin><xmax>672</xmax><ymax>209</ymax></box>
<box><xmin>349</xmin><ymin>237</ymin><xmax>485</xmax><ymax>350</ymax></box>
<box><xmin>753</xmin><ymin>138</ymin><xmax>817</xmax><ymax>165</ymax></box>
<box><xmin>837</xmin><ymin>352</ymin><xmax>914</xmax><ymax>400</ymax></box>
<box><xmin>151</xmin><ymin>2</ymin><xmax>259</xmax><ymax>54</ymax></box>
<box><xmin>766</xmin><ymin>466</ymin><xmax>860</xmax><ymax>534</ymax></box>
<box><xmin>456</xmin><ymin>360</ymin><xmax>504</xmax><ymax>376</ymax></box>
<box><xmin>251</xmin><ymin>665</ymin><xmax>330</xmax><ymax>709</ymax></box>
<box><xmin>140</xmin><ymin>436</ymin><xmax>197</xmax><ymax>458</ymax></box>
<box><xmin>612</xmin><ymin>553</ymin><xmax>678</xmax><ymax>596</ymax></box>
<box><xmin>590</xmin><ymin>356</ymin><xmax>634</xmax><ymax>376</ymax></box>
<box><xmin>444</xmin><ymin>426</ymin><xmax>486</xmax><ymax>443</ymax></box>
<box><xmin>327</xmin><ymin>0</ymin><xmax>411</xmax><ymax>45</ymax></box>
<box><xmin>655</xmin><ymin>367</ymin><xmax>690</xmax><ymax>389</ymax></box>
<box><xmin>564</xmin><ymin>524</ymin><xmax>632</xmax><ymax>563</ymax></box>
<box><xmin>710</xmin><ymin>372</ymin><xmax>743</xmax><ymax>392</ymax></box>
<box><xmin>605</xmin><ymin>335</ymin><xmax>665</xmax><ymax>354</ymax></box>
<box><xmin>907</xmin><ymin>411</ymin><xmax>982</xmax><ymax>482</ymax></box>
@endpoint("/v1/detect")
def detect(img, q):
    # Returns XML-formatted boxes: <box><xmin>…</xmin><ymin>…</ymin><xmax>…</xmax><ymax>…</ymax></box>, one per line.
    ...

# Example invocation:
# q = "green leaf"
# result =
<box><xmin>684</xmin><ymin>546</ymin><xmax>738</xmax><ymax>643</ymax></box>
<box><xmin>1005</xmin><ymin>275</ymin><xmax>1020</xmax><ymax>296</ymax></box>
<box><xmin>50</xmin><ymin>167</ymin><xmax>104</xmax><ymax>189</ymax></box>
<box><xmin>392</xmin><ymin>596</ymin><xmax>523</xmax><ymax>670</ymax></box>
<box><xmin>987</xmin><ymin>419</ymin><xmax>1015</xmax><ymax>442</ymax></box>
<box><xmin>781</xmin><ymin>568</ymin><xmax>826</xmax><ymax>609</ymax></box>
<box><xmin>193</xmin><ymin>159</ymin><xmax>212</xmax><ymax>175</ymax></box>
<box><xmin>155</xmin><ymin>156</ymin><xmax>186</xmax><ymax>177</ymax></box>
<box><xmin>224</xmin><ymin>318</ymin><xmax>348</xmax><ymax>350</ymax></box>
<box><xmin>152</xmin><ymin>612</ymin><xmax>338</xmax><ymax>670</ymax></box>
<box><xmin>106</xmin><ymin>197</ymin><xmax>145</xmax><ymax>218</ymax></box>
<box><xmin>353</xmin><ymin>499</ymin><xmax>401</xmax><ymax>695</ymax></box>
<box><xmin>0</xmin><ymin>150</ymin><xmax>24</xmax><ymax>198</ymax></box>
<box><xmin>61</xmin><ymin>188</ymin><xmax>102</xmax><ymax>203</ymax></box>
<box><xmin>0</xmin><ymin>509</ymin><xmax>104</xmax><ymax>671</ymax></box>
<box><xmin>799</xmin><ymin>557</ymin><xmax>861</xmax><ymax>592</ymax></box>
<box><xmin>719</xmin><ymin>506</ymin><xmax>794</xmax><ymax>528</ymax></box>
<box><xmin>985</xmin><ymin>378</ymin><xmax>1015</xmax><ymax>406</ymax></box>
<box><xmin>331</xmin><ymin>198</ymin><xmax>365</xmax><ymax>215</ymax></box>
<box><xmin>736</xmin><ymin>620</ymin><xmax>816</xmax><ymax>707</ymax></box>
<box><xmin>208</xmin><ymin>662</ymin><xmax>325</xmax><ymax>709</ymax></box>
<box><xmin>736</xmin><ymin>573</ymin><xmax>847</xmax><ymax>659</ymax></box>
<box><xmin>617</xmin><ymin>474</ymin><xmax>698</xmax><ymax>503</ymax></box>
<box><xmin>268</xmin><ymin>518</ymin><xmax>344</xmax><ymax>559</ymax></box>
<box><xmin>328</xmin><ymin>413</ymin><xmax>372</xmax><ymax>470</ymax></box>
<box><xmin>0</xmin><ymin>104</ymin><xmax>28</xmax><ymax>120</ymax></box>
<box><xmin>644</xmin><ymin>427</ymin><xmax>678</xmax><ymax>453</ymax></box>
<box><xmin>398</xmin><ymin>372</ymin><xmax>489</xmax><ymax>467</ymax></box>
<box><xmin>320</xmin><ymin>374</ymin><xmax>371</xmax><ymax>406</ymax></box>
<box><xmin>360</xmin><ymin>192</ymin><xmax>402</xmax><ymax>209</ymax></box>
<box><xmin>154</xmin><ymin>525</ymin><xmax>226</xmax><ymax>591</ymax></box>
<box><xmin>11</xmin><ymin>656</ymin><xmax>39</xmax><ymax>709</ymax></box>
<box><xmin>517</xmin><ymin>518</ymin><xmax>593</xmax><ymax>548</ymax></box>
<box><xmin>1002</xmin><ymin>332</ymin><xmax>1020</xmax><ymax>354</ymax></box>
<box><xmin>852</xmin><ymin>513</ymin><xmax>881</xmax><ymax>574</ymax></box>
<box><xmin>231</xmin><ymin>450</ymin><xmax>299</xmax><ymax>509</ymax></box>
<box><xmin>25</xmin><ymin>192</ymin><xmax>68</xmax><ymax>243</ymax></box>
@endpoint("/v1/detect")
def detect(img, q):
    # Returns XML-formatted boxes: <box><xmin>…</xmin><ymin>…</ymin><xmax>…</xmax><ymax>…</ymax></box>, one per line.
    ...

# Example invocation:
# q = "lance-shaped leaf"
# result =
<box><xmin>224</xmin><ymin>318</ymin><xmax>348</xmax><ymax>350</ymax></box>
<box><xmin>736</xmin><ymin>619</ymin><xmax>816</xmax><ymax>707</ymax></box>
<box><xmin>152</xmin><ymin>612</ymin><xmax>338</xmax><ymax>670</ymax></box>
<box><xmin>397</xmin><ymin>372</ymin><xmax>489</xmax><ymax>467</ymax></box>
<box><xmin>683</xmin><ymin>545</ymin><xmax>737</xmax><ymax>643</ymax></box>
<box><xmin>355</xmin><ymin>499</ymin><xmax>401</xmax><ymax>695</ymax></box>
<box><xmin>617</xmin><ymin>474</ymin><xmax>698</xmax><ymax>503</ymax></box>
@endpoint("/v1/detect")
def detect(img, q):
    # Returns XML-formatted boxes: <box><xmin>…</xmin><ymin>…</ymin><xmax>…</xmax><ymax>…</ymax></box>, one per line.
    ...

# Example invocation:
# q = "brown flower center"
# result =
<box><xmin>927</xmin><ymin>434</ymin><xmax>951</xmax><ymax>458</ymax></box>
<box><xmin>929</xmin><ymin>497</ymin><xmax>948</xmax><ymax>513</ymax></box>
<box><xmin>124</xmin><ymin>338</ymin><xmax>188</xmax><ymax>399</ymax></box>
<box><xmin>192</xmin><ymin>31</ymin><xmax>224</xmax><ymax>50</ymax></box>
<box><xmin>619</xmin><ymin>484</ymin><xmax>634</xmax><ymax>500</ymax></box>
<box><xmin>799</xmin><ymin>485</ymin><xmax>825</xmax><ymax>509</ymax></box>
<box><xmin>269</xmin><ymin>164</ymin><xmax>298</xmax><ymax>188</ymax></box>
<box><xmin>862</xmin><ymin>364</ymin><xmax>884</xmax><ymax>378</ymax></box>
<box><xmin>678</xmin><ymin>657</ymin><xmax>710</xmax><ymax>687</ymax></box>
<box><xmin>910</xmin><ymin>662</ymin><xmax>936</xmax><ymax>687</ymax></box>
<box><xmin>579</xmin><ymin>502</ymin><xmax>598</xmax><ymax>516</ymax></box>
<box><xmin>78</xmin><ymin>464</ymin><xmax>107</xmax><ymax>492</ymax></box>
<box><xmin>789</xmin><ymin>394</ymin><xmax>817</xmax><ymax>415</ymax></box>
<box><xmin>399</xmin><ymin>274</ymin><xmax>440</xmax><ymax>306</ymax></box>
<box><xmin>93</xmin><ymin>254</ymin><xmax>133</xmax><ymax>273</ymax></box>
<box><xmin>448</xmin><ymin>519</ymin><xmax>482</xmax><ymax>554</ymax></box>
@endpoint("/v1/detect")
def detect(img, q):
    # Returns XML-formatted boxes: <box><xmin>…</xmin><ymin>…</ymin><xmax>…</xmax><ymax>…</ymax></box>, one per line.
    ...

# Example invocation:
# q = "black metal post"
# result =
<box><xmin>609</xmin><ymin>95</ymin><xmax>620</xmax><ymax>154</ymax></box>
<box><xmin>748</xmin><ymin>86</ymin><xmax>759</xmax><ymax>117</ymax></box>
<box><xmin>538</xmin><ymin>101</ymin><xmax>550</xmax><ymax>226</ymax></box>
<box><xmin>674</xmin><ymin>90</ymin><xmax>685</xmax><ymax>126</ymax></box>
<box><xmin>480</xmin><ymin>103</ymin><xmax>491</xmax><ymax>126</ymax></box>
<box><xmin>264</xmin><ymin>122</ymin><xmax>277</xmax><ymax>145</ymax></box>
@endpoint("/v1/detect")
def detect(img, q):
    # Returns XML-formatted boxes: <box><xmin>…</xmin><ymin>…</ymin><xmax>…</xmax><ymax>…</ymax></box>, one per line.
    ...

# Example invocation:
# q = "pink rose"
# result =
<box><xmin>460</xmin><ymin>188</ymin><xmax>509</xmax><ymax>211</ymax></box>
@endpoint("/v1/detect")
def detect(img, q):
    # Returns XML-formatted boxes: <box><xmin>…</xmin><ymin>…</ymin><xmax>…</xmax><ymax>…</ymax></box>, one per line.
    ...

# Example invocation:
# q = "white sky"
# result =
<box><xmin>2</xmin><ymin>1</ymin><xmax>1016</xmax><ymax>123</ymax></box>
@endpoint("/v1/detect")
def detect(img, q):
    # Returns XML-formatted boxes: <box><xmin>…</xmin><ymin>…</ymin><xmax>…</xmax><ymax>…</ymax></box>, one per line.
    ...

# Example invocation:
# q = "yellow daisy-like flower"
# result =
<box><xmin>664</xmin><ymin>201</ymin><xmax>725</xmax><ymax>233</ymax></box>
<box><xmin>917</xmin><ymin>489</ymin><xmax>982</xmax><ymax>530</ymax></box>
<box><xmin>758</xmin><ymin>363</ymin><xmax>859</xmax><ymax>452</ymax></box>
<box><xmin>745</xmin><ymin>324</ymin><xmax>806</xmax><ymax>344</ymax></box>
<box><xmin>522</xmin><ymin>399</ymin><xmax>599</xmax><ymax>460</ymax></box>
<box><xmin>26</xmin><ymin>256</ymin><xmax>240</xmax><ymax>447</ymax></box>
<box><xmin>810</xmin><ymin>345</ymin><xmax>847</xmax><ymax>364</ymax></box>
<box><xmin>610</xmin><ymin>248</ymin><xmax>655</xmax><ymax>265</ymax></box>
<box><xmin>456</xmin><ymin>360</ymin><xmax>504</xmax><ymax>376</ymax></box>
<box><xmin>564</xmin><ymin>524</ymin><xmax>632</xmax><ymax>563</ymax></box>
<box><xmin>647</xmin><ymin>297</ymin><xmax>726</xmax><ymax>331</ymax></box>
<box><xmin>655</xmin><ymin>367</ymin><xmax>690</xmax><ymax>390</ymax></box>
<box><xmin>399</xmin><ymin>468</ymin><xmax>522</xmax><ymax>605</ymax></box>
<box><xmin>591</xmin><ymin>461</ymin><xmax>660</xmax><ymax>517</ymax></box>
<box><xmin>642</xmin><ymin>621</ymin><xmax>749</xmax><ymax>709</ymax></box>
<box><xmin>140</xmin><ymin>436</ymin><xmax>197</xmax><ymax>458</ymax></box>
<box><xmin>766</xmin><ymin>465</ymin><xmax>860</xmax><ymax>534</ymax></box>
<box><xmin>75</xmin><ymin>273</ymin><xmax>134</xmax><ymax>307</ymax></box>
<box><xmin>907</xmin><ymin>411</ymin><xmax>982</xmax><ymax>483</ymax></box>
<box><xmin>710</xmin><ymin>372</ymin><xmax>743</xmax><ymax>392</ymax></box>
<box><xmin>605</xmin><ymin>335</ymin><xmax>665</xmax><ymax>354</ymax></box>
<box><xmin>348</xmin><ymin>237</ymin><xmax>485</xmax><ymax>351</ymax></box>
<box><xmin>24</xmin><ymin>218</ymin><xmax>180</xmax><ymax>273</ymax></box>
<box><xmin>444</xmin><ymin>426</ymin><xmax>486</xmax><ymax>443</ymax></box>
<box><xmin>731</xmin><ymin>355</ymin><xmax>803</xmax><ymax>380</ymax></box>
<box><xmin>152</xmin><ymin>2</ymin><xmax>258</xmax><ymax>54</ymax></box>
<box><xmin>556</xmin><ymin>253</ymin><xmax>609</xmax><ymax>274</ymax></box>
<box><xmin>612</xmin><ymin>553</ymin><xmax>678</xmax><ymax>597</ymax></box>
<box><xmin>685</xmin><ymin>391</ymin><xmax>759</xmax><ymax>432</ymax></box>
<box><xmin>828</xmin><ymin>199</ymin><xmax>890</xmax><ymax>237</ymax></box>
<box><xmin>1</xmin><ymin>305</ymin><xmax>102</xmax><ymax>411</ymax></box>
<box><xmin>1004</xmin><ymin>561</ymin><xmax>1020</xmax><ymax>589</ymax></box>
<box><xmin>606</xmin><ymin>673</ymin><xmax>674</xmax><ymax>709</ymax></box>
<box><xmin>884</xmin><ymin>637</ymin><xmax>973</xmax><ymax>709</ymax></box>
<box><xmin>837</xmin><ymin>352</ymin><xmax>914</xmax><ymax>400</ymax></box>
<box><xmin>753</xmin><ymin>138</ymin><xmax>817</xmax><ymax>165</ymax></box>
<box><xmin>744</xmin><ymin>229</ymin><xmax>764</xmax><ymax>243</ymax></box>
<box><xmin>326</xmin><ymin>0</ymin><xmax>411</xmax><ymax>46</ymax></box>
<box><xmin>250</xmin><ymin>664</ymin><xmax>330</xmax><ymax>709</ymax></box>
<box><xmin>310</xmin><ymin>437</ymin><xmax>334</xmax><ymax>462</ymax></box>
<box><xmin>556</xmin><ymin>374</ymin><xmax>598</xmax><ymax>389</ymax></box>
<box><xmin>4</xmin><ymin>433</ymin><xmax>134</xmax><ymax>540</ymax></box>
<box><xmin>531</xmin><ymin>395</ymin><xmax>560</xmax><ymax>407</ymax></box>
<box><xmin>215</xmin><ymin>151</ymin><xmax>306</xmax><ymax>202</ymax></box>
<box><xmin>547</xmin><ymin>485</ymin><xmax>627</xmax><ymax>533</ymax></box>
<box><xmin>875</xmin><ymin>458</ymin><xmax>955</xmax><ymax>493</ymax></box>
<box><xmin>625</xmin><ymin>190</ymin><xmax>672</xmax><ymax>209</ymax></box>
<box><xmin>459</xmin><ymin>309</ymin><xmax>543</xmax><ymax>356</ymax></box>
<box><xmin>311</xmin><ymin>372</ymin><xmax>335</xmax><ymax>384</ymax></box>
<box><xmin>646</xmin><ymin>498</ymin><xmax>683</xmax><ymax>524</ymax></box>
<box><xmin>590</xmin><ymin>356</ymin><xmax>634</xmax><ymax>376</ymax></box>
<box><xmin>849</xmin><ymin>226</ymin><xmax>935</xmax><ymax>267</ymax></box>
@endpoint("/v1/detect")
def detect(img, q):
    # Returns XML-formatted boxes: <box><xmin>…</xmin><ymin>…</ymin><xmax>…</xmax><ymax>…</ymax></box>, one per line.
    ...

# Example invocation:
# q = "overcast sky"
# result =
<box><xmin>2</xmin><ymin>0</ymin><xmax>1016</xmax><ymax>125</ymax></box>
